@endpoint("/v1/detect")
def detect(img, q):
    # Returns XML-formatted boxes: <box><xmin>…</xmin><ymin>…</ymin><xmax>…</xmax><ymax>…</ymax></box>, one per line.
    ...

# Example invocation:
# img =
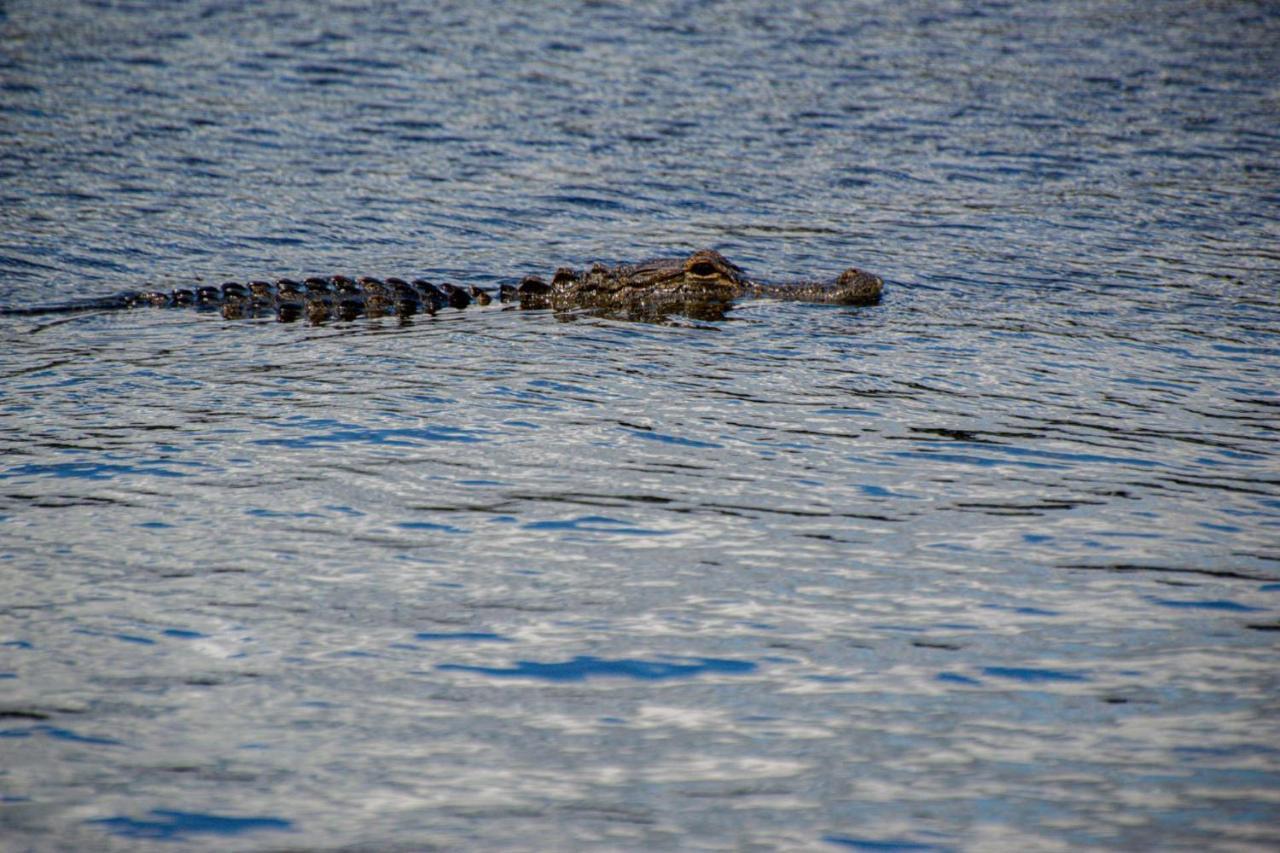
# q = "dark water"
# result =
<box><xmin>2</xmin><ymin>0</ymin><xmax>1279</xmax><ymax>849</ymax></box>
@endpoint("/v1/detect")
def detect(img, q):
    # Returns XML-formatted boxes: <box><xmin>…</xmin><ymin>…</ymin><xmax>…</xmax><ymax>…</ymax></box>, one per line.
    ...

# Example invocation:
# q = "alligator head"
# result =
<box><xmin>550</xmin><ymin>250</ymin><xmax>739</xmax><ymax>297</ymax></box>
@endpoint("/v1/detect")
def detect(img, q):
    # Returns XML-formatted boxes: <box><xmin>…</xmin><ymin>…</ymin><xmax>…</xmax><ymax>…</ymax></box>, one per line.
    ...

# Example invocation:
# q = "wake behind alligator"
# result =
<box><xmin>0</xmin><ymin>250</ymin><xmax>883</xmax><ymax>324</ymax></box>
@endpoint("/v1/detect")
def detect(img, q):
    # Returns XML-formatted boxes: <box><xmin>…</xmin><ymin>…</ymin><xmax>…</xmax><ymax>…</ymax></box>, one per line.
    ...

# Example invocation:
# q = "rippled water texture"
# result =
<box><xmin>2</xmin><ymin>1</ymin><xmax>1278</xmax><ymax>849</ymax></box>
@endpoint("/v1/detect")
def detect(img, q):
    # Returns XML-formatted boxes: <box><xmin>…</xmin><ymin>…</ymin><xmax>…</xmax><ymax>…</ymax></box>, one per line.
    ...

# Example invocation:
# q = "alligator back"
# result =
<box><xmin>0</xmin><ymin>276</ymin><xmax>492</xmax><ymax>323</ymax></box>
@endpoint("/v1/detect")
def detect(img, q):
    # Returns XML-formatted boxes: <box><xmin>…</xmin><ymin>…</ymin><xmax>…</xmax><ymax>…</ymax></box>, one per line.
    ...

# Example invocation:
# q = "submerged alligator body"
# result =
<box><xmin>0</xmin><ymin>250</ymin><xmax>883</xmax><ymax>324</ymax></box>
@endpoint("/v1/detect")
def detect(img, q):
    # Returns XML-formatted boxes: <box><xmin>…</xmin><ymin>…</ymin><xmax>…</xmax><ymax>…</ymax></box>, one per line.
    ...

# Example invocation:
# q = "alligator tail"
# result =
<box><xmin>0</xmin><ymin>292</ymin><xmax>143</xmax><ymax>316</ymax></box>
<box><xmin>0</xmin><ymin>279</ymin><xmax>496</xmax><ymax>322</ymax></box>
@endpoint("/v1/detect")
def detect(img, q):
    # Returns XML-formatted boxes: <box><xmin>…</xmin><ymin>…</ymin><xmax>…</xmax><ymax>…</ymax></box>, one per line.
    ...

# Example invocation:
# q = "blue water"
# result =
<box><xmin>1</xmin><ymin>0</ymin><xmax>1278</xmax><ymax>849</ymax></box>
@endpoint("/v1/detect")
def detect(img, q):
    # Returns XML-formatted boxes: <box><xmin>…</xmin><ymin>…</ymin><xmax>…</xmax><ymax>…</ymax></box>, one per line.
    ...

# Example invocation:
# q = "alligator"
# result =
<box><xmin>0</xmin><ymin>249</ymin><xmax>882</xmax><ymax>324</ymax></box>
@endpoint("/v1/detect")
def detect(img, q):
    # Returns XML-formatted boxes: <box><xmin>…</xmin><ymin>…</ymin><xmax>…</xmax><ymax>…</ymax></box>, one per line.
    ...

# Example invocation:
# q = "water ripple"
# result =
<box><xmin>0</xmin><ymin>0</ymin><xmax>1277</xmax><ymax>850</ymax></box>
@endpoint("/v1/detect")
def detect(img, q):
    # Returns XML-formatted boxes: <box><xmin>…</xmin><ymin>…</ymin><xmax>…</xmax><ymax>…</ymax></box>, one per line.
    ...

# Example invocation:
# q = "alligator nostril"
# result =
<box><xmin>689</xmin><ymin>262</ymin><xmax>717</xmax><ymax>277</ymax></box>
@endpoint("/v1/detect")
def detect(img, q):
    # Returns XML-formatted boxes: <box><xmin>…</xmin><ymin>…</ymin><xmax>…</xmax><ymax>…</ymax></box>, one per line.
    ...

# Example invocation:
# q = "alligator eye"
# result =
<box><xmin>689</xmin><ymin>262</ymin><xmax>718</xmax><ymax>277</ymax></box>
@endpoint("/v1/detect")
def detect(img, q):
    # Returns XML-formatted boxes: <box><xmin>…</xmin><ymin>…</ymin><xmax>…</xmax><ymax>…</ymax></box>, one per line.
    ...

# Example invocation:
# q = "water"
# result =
<box><xmin>2</xmin><ymin>0</ymin><xmax>1278</xmax><ymax>849</ymax></box>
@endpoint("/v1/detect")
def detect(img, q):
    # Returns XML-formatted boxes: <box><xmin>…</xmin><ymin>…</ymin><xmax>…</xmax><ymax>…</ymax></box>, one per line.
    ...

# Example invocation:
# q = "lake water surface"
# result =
<box><xmin>1</xmin><ymin>1</ymin><xmax>1278</xmax><ymax>850</ymax></box>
